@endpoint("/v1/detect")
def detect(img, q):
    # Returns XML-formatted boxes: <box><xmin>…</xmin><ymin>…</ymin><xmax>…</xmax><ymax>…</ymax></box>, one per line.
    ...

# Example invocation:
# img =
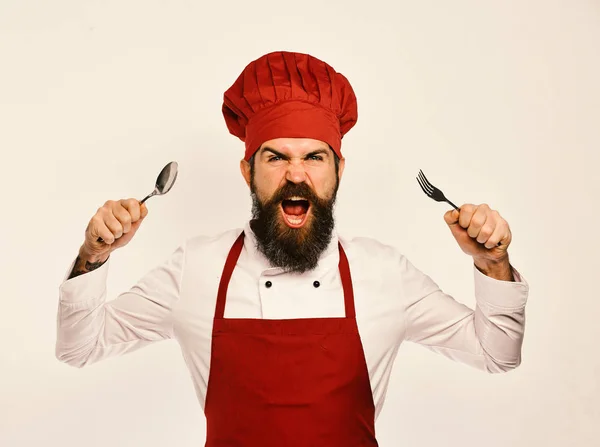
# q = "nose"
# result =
<box><xmin>285</xmin><ymin>160</ymin><xmax>307</xmax><ymax>184</ymax></box>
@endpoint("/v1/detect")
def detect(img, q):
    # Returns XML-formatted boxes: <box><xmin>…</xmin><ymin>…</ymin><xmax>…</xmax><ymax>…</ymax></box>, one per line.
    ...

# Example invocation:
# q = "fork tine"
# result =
<box><xmin>418</xmin><ymin>169</ymin><xmax>464</xmax><ymax>213</ymax></box>
<box><xmin>417</xmin><ymin>171</ymin><xmax>433</xmax><ymax>193</ymax></box>
<box><xmin>416</xmin><ymin>176</ymin><xmax>431</xmax><ymax>196</ymax></box>
<box><xmin>418</xmin><ymin>170</ymin><xmax>435</xmax><ymax>191</ymax></box>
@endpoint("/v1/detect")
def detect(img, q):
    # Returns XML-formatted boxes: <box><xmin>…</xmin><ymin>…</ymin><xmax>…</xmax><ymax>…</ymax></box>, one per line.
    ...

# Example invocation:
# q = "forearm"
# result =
<box><xmin>471</xmin><ymin>262</ymin><xmax>528</xmax><ymax>372</ymax></box>
<box><xmin>404</xmin><ymin>258</ymin><xmax>529</xmax><ymax>373</ymax></box>
<box><xmin>57</xmin><ymin>252</ymin><xmax>113</xmax><ymax>367</ymax></box>
<box><xmin>56</xmin><ymin>244</ymin><xmax>185</xmax><ymax>367</ymax></box>
<box><xmin>68</xmin><ymin>247</ymin><xmax>109</xmax><ymax>279</ymax></box>
<box><xmin>406</xmin><ymin>293</ymin><xmax>526</xmax><ymax>373</ymax></box>
<box><xmin>472</xmin><ymin>303</ymin><xmax>526</xmax><ymax>372</ymax></box>
<box><xmin>57</xmin><ymin>265</ymin><xmax>156</xmax><ymax>368</ymax></box>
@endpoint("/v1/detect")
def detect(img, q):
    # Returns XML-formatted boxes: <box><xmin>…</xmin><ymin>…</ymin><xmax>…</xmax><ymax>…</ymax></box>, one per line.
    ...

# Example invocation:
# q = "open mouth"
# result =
<box><xmin>280</xmin><ymin>196</ymin><xmax>310</xmax><ymax>228</ymax></box>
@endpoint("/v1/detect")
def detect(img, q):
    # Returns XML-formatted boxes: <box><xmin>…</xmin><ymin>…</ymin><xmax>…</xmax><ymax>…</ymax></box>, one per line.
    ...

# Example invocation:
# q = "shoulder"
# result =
<box><xmin>184</xmin><ymin>227</ymin><xmax>243</xmax><ymax>252</ymax></box>
<box><xmin>337</xmin><ymin>232</ymin><xmax>439</xmax><ymax>297</ymax></box>
<box><xmin>338</xmin><ymin>233</ymin><xmax>406</xmax><ymax>267</ymax></box>
<box><xmin>338</xmin><ymin>233</ymin><xmax>432</xmax><ymax>283</ymax></box>
<box><xmin>173</xmin><ymin>227</ymin><xmax>244</xmax><ymax>274</ymax></box>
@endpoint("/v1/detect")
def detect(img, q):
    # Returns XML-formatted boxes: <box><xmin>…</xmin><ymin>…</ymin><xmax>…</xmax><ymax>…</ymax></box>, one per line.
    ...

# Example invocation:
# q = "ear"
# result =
<box><xmin>338</xmin><ymin>156</ymin><xmax>346</xmax><ymax>183</ymax></box>
<box><xmin>240</xmin><ymin>159</ymin><xmax>251</xmax><ymax>187</ymax></box>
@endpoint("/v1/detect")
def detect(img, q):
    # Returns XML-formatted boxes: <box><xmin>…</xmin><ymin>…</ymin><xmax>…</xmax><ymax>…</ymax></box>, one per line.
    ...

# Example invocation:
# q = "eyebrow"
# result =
<box><xmin>261</xmin><ymin>147</ymin><xmax>330</xmax><ymax>159</ymax></box>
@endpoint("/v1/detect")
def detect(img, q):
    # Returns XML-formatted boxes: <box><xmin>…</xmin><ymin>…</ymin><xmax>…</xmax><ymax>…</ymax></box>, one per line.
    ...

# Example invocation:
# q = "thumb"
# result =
<box><xmin>444</xmin><ymin>208</ymin><xmax>467</xmax><ymax>243</ymax></box>
<box><xmin>140</xmin><ymin>202</ymin><xmax>149</xmax><ymax>218</ymax></box>
<box><xmin>444</xmin><ymin>208</ymin><xmax>460</xmax><ymax>226</ymax></box>
<box><xmin>130</xmin><ymin>213</ymin><xmax>147</xmax><ymax>233</ymax></box>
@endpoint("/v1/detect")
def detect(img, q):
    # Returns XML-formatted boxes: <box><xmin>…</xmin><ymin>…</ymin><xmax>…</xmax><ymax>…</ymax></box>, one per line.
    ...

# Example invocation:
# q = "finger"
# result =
<box><xmin>140</xmin><ymin>202</ymin><xmax>148</xmax><ymax>218</ymax></box>
<box><xmin>467</xmin><ymin>205</ymin><xmax>489</xmax><ymax>239</ymax></box>
<box><xmin>476</xmin><ymin>219</ymin><xmax>496</xmax><ymax>244</ymax></box>
<box><xmin>112</xmin><ymin>203</ymin><xmax>133</xmax><ymax>234</ymax></box>
<box><xmin>120</xmin><ymin>198</ymin><xmax>142</xmax><ymax>222</ymax></box>
<box><xmin>458</xmin><ymin>204</ymin><xmax>476</xmax><ymax>229</ymax></box>
<box><xmin>443</xmin><ymin>209</ymin><xmax>460</xmax><ymax>225</ymax></box>
<box><xmin>483</xmin><ymin>225</ymin><xmax>506</xmax><ymax>249</ymax></box>
<box><xmin>485</xmin><ymin>221</ymin><xmax>510</xmax><ymax>248</ymax></box>
<box><xmin>104</xmin><ymin>212</ymin><xmax>124</xmax><ymax>239</ymax></box>
<box><xmin>90</xmin><ymin>217</ymin><xmax>116</xmax><ymax>244</ymax></box>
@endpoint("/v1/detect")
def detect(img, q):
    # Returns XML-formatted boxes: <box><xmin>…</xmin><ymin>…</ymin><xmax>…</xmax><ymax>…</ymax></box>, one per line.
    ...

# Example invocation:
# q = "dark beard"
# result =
<box><xmin>249</xmin><ymin>181</ymin><xmax>338</xmax><ymax>274</ymax></box>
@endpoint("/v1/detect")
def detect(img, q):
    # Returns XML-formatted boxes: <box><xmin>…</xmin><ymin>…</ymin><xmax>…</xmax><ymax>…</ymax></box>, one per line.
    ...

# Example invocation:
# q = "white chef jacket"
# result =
<box><xmin>56</xmin><ymin>221</ymin><xmax>529</xmax><ymax>419</ymax></box>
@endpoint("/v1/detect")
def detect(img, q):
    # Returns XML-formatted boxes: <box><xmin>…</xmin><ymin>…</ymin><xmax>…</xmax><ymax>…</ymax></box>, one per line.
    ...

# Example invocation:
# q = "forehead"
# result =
<box><xmin>258</xmin><ymin>138</ymin><xmax>330</xmax><ymax>156</ymax></box>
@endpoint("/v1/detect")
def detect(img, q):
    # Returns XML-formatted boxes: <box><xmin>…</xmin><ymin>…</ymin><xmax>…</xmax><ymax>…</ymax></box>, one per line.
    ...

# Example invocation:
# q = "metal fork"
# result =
<box><xmin>416</xmin><ymin>169</ymin><xmax>460</xmax><ymax>210</ymax></box>
<box><xmin>417</xmin><ymin>169</ymin><xmax>502</xmax><ymax>246</ymax></box>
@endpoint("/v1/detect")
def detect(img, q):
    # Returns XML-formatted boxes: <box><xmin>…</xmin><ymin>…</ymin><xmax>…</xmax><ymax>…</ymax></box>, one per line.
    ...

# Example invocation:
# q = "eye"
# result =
<box><xmin>308</xmin><ymin>155</ymin><xmax>323</xmax><ymax>161</ymax></box>
<box><xmin>268</xmin><ymin>156</ymin><xmax>282</xmax><ymax>162</ymax></box>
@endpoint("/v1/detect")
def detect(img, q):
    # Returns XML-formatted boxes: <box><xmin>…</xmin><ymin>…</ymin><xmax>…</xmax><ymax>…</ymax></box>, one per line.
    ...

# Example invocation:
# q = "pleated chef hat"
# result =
<box><xmin>222</xmin><ymin>51</ymin><xmax>358</xmax><ymax>161</ymax></box>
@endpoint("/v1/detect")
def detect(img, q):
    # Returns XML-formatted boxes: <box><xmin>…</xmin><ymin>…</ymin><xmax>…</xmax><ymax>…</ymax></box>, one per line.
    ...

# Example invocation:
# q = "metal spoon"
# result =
<box><xmin>140</xmin><ymin>161</ymin><xmax>179</xmax><ymax>203</ymax></box>
<box><xmin>97</xmin><ymin>161</ymin><xmax>178</xmax><ymax>242</ymax></box>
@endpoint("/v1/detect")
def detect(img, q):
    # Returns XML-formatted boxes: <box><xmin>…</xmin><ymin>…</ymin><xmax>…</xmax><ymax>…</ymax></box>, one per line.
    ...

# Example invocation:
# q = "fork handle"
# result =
<box><xmin>446</xmin><ymin>199</ymin><xmax>460</xmax><ymax>211</ymax></box>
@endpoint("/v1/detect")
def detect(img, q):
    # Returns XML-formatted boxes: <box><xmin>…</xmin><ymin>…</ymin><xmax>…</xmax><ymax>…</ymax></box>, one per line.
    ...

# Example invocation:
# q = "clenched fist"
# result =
<box><xmin>443</xmin><ymin>203</ymin><xmax>511</xmax><ymax>262</ymax></box>
<box><xmin>79</xmin><ymin>198</ymin><xmax>148</xmax><ymax>263</ymax></box>
<box><xmin>443</xmin><ymin>203</ymin><xmax>515</xmax><ymax>281</ymax></box>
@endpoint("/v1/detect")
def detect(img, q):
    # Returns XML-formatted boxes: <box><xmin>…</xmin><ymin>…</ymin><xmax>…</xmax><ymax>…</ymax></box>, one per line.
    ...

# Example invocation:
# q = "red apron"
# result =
<box><xmin>204</xmin><ymin>232</ymin><xmax>378</xmax><ymax>446</ymax></box>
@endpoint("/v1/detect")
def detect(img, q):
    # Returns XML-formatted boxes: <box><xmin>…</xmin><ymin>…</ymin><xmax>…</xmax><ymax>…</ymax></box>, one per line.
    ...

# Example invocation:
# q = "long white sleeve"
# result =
<box><xmin>402</xmin><ymin>257</ymin><xmax>529</xmax><ymax>373</ymax></box>
<box><xmin>55</xmin><ymin>243</ymin><xmax>185</xmax><ymax>368</ymax></box>
<box><xmin>52</xmin><ymin>225</ymin><xmax>531</xmax><ymax>415</ymax></box>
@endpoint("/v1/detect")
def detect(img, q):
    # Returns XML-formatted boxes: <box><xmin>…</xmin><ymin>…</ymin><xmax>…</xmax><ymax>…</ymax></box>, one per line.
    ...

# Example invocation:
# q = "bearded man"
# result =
<box><xmin>56</xmin><ymin>51</ymin><xmax>529</xmax><ymax>446</ymax></box>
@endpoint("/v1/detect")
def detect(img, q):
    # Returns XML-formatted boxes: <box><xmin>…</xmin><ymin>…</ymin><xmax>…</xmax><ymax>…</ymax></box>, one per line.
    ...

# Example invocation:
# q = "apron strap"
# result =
<box><xmin>215</xmin><ymin>231</ymin><xmax>356</xmax><ymax>319</ymax></box>
<box><xmin>215</xmin><ymin>232</ymin><xmax>245</xmax><ymax>319</ymax></box>
<box><xmin>338</xmin><ymin>242</ymin><xmax>356</xmax><ymax>319</ymax></box>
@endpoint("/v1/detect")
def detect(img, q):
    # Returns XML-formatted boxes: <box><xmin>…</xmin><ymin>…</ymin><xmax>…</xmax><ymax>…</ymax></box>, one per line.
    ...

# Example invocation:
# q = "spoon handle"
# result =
<box><xmin>140</xmin><ymin>191</ymin><xmax>156</xmax><ymax>204</ymax></box>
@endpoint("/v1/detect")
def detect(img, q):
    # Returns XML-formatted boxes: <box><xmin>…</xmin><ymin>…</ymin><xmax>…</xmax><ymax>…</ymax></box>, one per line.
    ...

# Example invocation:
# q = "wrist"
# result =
<box><xmin>68</xmin><ymin>247</ymin><xmax>109</xmax><ymax>280</ymax></box>
<box><xmin>473</xmin><ymin>256</ymin><xmax>514</xmax><ymax>281</ymax></box>
<box><xmin>78</xmin><ymin>246</ymin><xmax>109</xmax><ymax>264</ymax></box>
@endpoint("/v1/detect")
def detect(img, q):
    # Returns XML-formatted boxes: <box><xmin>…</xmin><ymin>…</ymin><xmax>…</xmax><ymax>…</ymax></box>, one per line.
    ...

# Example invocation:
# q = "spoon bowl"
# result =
<box><xmin>141</xmin><ymin>161</ymin><xmax>179</xmax><ymax>203</ymax></box>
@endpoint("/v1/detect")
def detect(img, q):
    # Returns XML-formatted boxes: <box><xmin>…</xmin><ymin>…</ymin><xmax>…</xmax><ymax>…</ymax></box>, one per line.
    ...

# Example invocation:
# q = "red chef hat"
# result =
<box><xmin>222</xmin><ymin>51</ymin><xmax>358</xmax><ymax>161</ymax></box>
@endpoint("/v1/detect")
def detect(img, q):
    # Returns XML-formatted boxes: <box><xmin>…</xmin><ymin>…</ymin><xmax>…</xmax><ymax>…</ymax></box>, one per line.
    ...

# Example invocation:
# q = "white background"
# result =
<box><xmin>1</xmin><ymin>1</ymin><xmax>598</xmax><ymax>446</ymax></box>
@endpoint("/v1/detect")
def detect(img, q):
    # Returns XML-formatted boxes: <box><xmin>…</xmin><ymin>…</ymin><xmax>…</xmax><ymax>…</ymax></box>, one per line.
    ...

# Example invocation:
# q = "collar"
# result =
<box><xmin>241</xmin><ymin>220</ymin><xmax>341</xmax><ymax>278</ymax></box>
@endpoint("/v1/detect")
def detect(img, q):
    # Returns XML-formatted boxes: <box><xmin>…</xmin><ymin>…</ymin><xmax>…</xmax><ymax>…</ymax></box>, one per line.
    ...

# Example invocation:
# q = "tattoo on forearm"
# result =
<box><xmin>68</xmin><ymin>255</ymin><xmax>108</xmax><ymax>279</ymax></box>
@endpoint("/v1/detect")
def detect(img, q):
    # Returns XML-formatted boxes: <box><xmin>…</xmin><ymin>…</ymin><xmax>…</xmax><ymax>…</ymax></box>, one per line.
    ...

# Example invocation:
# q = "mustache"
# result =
<box><xmin>265</xmin><ymin>182</ymin><xmax>322</xmax><ymax>206</ymax></box>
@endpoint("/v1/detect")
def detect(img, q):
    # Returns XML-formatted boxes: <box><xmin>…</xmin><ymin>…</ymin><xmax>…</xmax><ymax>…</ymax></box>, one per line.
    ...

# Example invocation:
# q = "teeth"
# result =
<box><xmin>285</xmin><ymin>215</ymin><xmax>303</xmax><ymax>225</ymax></box>
<box><xmin>286</xmin><ymin>196</ymin><xmax>306</xmax><ymax>201</ymax></box>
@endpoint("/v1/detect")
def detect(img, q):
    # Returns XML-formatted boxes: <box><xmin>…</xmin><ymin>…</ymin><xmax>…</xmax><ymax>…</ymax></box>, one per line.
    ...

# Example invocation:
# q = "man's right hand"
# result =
<box><xmin>69</xmin><ymin>199</ymin><xmax>148</xmax><ymax>278</ymax></box>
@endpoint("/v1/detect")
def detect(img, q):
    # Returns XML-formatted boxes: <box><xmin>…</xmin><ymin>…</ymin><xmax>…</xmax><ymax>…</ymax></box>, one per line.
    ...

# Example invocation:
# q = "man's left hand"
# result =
<box><xmin>443</xmin><ymin>203</ymin><xmax>511</xmax><ymax>263</ymax></box>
